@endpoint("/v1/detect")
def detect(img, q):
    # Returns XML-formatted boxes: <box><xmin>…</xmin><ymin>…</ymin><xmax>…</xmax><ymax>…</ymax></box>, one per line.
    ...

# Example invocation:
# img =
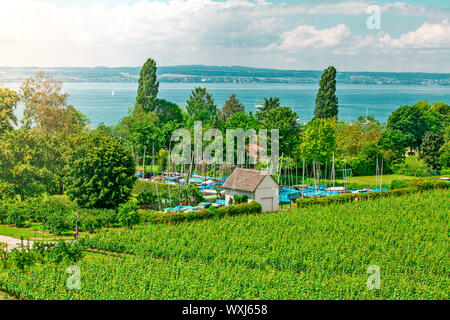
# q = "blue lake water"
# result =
<box><xmin>3</xmin><ymin>82</ymin><xmax>450</xmax><ymax>127</ymax></box>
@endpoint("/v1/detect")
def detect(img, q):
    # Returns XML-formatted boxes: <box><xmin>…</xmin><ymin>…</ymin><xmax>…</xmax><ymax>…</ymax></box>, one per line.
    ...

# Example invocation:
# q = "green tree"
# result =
<box><xmin>299</xmin><ymin>118</ymin><xmax>336</xmax><ymax>185</ymax></box>
<box><xmin>0</xmin><ymin>129</ymin><xmax>56</xmax><ymax>200</ymax></box>
<box><xmin>221</xmin><ymin>94</ymin><xmax>245</xmax><ymax>120</ymax></box>
<box><xmin>387</xmin><ymin>104</ymin><xmax>427</xmax><ymax>152</ymax></box>
<box><xmin>186</xmin><ymin>87</ymin><xmax>217</xmax><ymax>126</ymax></box>
<box><xmin>420</xmin><ymin>131</ymin><xmax>444</xmax><ymax>170</ymax></box>
<box><xmin>261</xmin><ymin>106</ymin><xmax>300</xmax><ymax>157</ymax></box>
<box><xmin>117</xmin><ymin>202</ymin><xmax>141</xmax><ymax>229</ymax></box>
<box><xmin>440</xmin><ymin>142</ymin><xmax>450</xmax><ymax>170</ymax></box>
<box><xmin>20</xmin><ymin>72</ymin><xmax>88</xmax><ymax>135</ymax></box>
<box><xmin>350</xmin><ymin>143</ymin><xmax>385</xmax><ymax>176</ymax></box>
<box><xmin>314</xmin><ymin>66</ymin><xmax>338</xmax><ymax>119</ymax></box>
<box><xmin>0</xmin><ymin>88</ymin><xmax>19</xmax><ymax>135</ymax></box>
<box><xmin>115</xmin><ymin>105</ymin><xmax>161</xmax><ymax>163</ymax></box>
<box><xmin>431</xmin><ymin>102</ymin><xmax>450</xmax><ymax>127</ymax></box>
<box><xmin>378</xmin><ymin>129</ymin><xmax>408</xmax><ymax>164</ymax></box>
<box><xmin>136</xmin><ymin>58</ymin><xmax>159</xmax><ymax>108</ymax></box>
<box><xmin>335</xmin><ymin>116</ymin><xmax>382</xmax><ymax>158</ymax></box>
<box><xmin>66</xmin><ymin>131</ymin><xmax>136</xmax><ymax>208</ymax></box>
<box><xmin>142</xmin><ymin>98</ymin><xmax>183</xmax><ymax>124</ymax></box>
<box><xmin>413</xmin><ymin>100</ymin><xmax>443</xmax><ymax>133</ymax></box>
<box><xmin>225</xmin><ymin>112</ymin><xmax>259</xmax><ymax>131</ymax></box>
<box><xmin>256</xmin><ymin>97</ymin><xmax>280</xmax><ymax>120</ymax></box>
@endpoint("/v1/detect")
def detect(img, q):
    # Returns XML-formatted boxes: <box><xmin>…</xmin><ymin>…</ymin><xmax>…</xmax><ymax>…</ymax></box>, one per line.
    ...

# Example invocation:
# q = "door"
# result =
<box><xmin>260</xmin><ymin>197</ymin><xmax>273</xmax><ymax>212</ymax></box>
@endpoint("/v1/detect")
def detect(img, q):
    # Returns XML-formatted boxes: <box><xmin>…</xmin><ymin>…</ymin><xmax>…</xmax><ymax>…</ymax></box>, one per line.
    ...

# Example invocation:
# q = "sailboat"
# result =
<box><xmin>111</xmin><ymin>89</ymin><xmax>115</xmax><ymax>96</ymax></box>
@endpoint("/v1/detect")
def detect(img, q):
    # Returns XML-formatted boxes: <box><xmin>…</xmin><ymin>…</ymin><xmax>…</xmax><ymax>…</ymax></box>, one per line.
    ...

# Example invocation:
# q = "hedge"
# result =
<box><xmin>296</xmin><ymin>178</ymin><xmax>448</xmax><ymax>208</ymax></box>
<box><xmin>141</xmin><ymin>201</ymin><xmax>262</xmax><ymax>224</ymax></box>
<box><xmin>0</xmin><ymin>195</ymin><xmax>121</xmax><ymax>234</ymax></box>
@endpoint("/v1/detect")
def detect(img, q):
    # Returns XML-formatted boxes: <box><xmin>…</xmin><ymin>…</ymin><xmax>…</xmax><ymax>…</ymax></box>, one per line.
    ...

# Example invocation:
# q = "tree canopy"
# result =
<box><xmin>136</xmin><ymin>58</ymin><xmax>159</xmax><ymax>108</ymax></box>
<box><xmin>420</xmin><ymin>131</ymin><xmax>444</xmax><ymax>170</ymax></box>
<box><xmin>66</xmin><ymin>130</ymin><xmax>136</xmax><ymax>208</ymax></box>
<box><xmin>0</xmin><ymin>129</ymin><xmax>57</xmax><ymax>199</ymax></box>
<box><xmin>20</xmin><ymin>72</ymin><xmax>88</xmax><ymax>135</ymax></box>
<box><xmin>0</xmin><ymin>88</ymin><xmax>19</xmax><ymax>135</ymax></box>
<box><xmin>256</xmin><ymin>97</ymin><xmax>280</xmax><ymax>121</ymax></box>
<box><xmin>299</xmin><ymin>118</ymin><xmax>336</xmax><ymax>165</ymax></box>
<box><xmin>221</xmin><ymin>94</ymin><xmax>245</xmax><ymax>120</ymax></box>
<box><xmin>186</xmin><ymin>87</ymin><xmax>217</xmax><ymax>126</ymax></box>
<box><xmin>386</xmin><ymin>104</ymin><xmax>428</xmax><ymax>151</ymax></box>
<box><xmin>261</xmin><ymin>106</ymin><xmax>300</xmax><ymax>157</ymax></box>
<box><xmin>378</xmin><ymin>129</ymin><xmax>408</xmax><ymax>164</ymax></box>
<box><xmin>314</xmin><ymin>66</ymin><xmax>338</xmax><ymax>119</ymax></box>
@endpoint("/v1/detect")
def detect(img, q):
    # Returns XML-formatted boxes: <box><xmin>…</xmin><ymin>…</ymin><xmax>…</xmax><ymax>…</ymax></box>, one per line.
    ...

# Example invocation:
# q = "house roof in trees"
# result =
<box><xmin>222</xmin><ymin>168</ymin><xmax>278</xmax><ymax>192</ymax></box>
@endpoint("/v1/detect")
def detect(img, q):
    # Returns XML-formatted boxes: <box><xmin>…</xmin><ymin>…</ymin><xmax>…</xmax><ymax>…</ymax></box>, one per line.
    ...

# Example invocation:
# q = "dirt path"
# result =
<box><xmin>0</xmin><ymin>235</ymin><xmax>34</xmax><ymax>252</ymax></box>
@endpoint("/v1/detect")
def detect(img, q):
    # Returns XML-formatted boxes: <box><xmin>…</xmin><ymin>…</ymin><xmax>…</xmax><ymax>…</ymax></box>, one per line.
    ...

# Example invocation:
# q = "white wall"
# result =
<box><xmin>255</xmin><ymin>175</ymin><xmax>279</xmax><ymax>212</ymax></box>
<box><xmin>224</xmin><ymin>189</ymin><xmax>255</xmax><ymax>206</ymax></box>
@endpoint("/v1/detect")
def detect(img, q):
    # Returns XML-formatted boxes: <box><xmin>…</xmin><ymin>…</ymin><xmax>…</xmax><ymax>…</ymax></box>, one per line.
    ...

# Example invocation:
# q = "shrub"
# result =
<box><xmin>296</xmin><ymin>178</ymin><xmax>447</xmax><ymax>208</ymax></box>
<box><xmin>390</xmin><ymin>179</ymin><xmax>409</xmax><ymax>190</ymax></box>
<box><xmin>141</xmin><ymin>201</ymin><xmax>262</xmax><ymax>224</ymax></box>
<box><xmin>0</xmin><ymin>181</ymin><xmax>14</xmax><ymax>200</ymax></box>
<box><xmin>77</xmin><ymin>208</ymin><xmax>117</xmax><ymax>232</ymax></box>
<box><xmin>42</xmin><ymin>196</ymin><xmax>75</xmax><ymax>235</ymax></box>
<box><xmin>406</xmin><ymin>178</ymin><xmax>448</xmax><ymax>191</ymax></box>
<box><xmin>40</xmin><ymin>240</ymin><xmax>84</xmax><ymax>263</ymax></box>
<box><xmin>43</xmin><ymin>210</ymin><xmax>72</xmax><ymax>235</ymax></box>
<box><xmin>349</xmin><ymin>144</ymin><xmax>388</xmax><ymax>176</ymax></box>
<box><xmin>117</xmin><ymin>202</ymin><xmax>141</xmax><ymax>228</ymax></box>
<box><xmin>393</xmin><ymin>156</ymin><xmax>434</xmax><ymax>177</ymax></box>
<box><xmin>232</xmin><ymin>194</ymin><xmax>250</xmax><ymax>205</ymax></box>
<box><xmin>137</xmin><ymin>190</ymin><xmax>158</xmax><ymax>205</ymax></box>
<box><xmin>7</xmin><ymin>246</ymin><xmax>37</xmax><ymax>270</ymax></box>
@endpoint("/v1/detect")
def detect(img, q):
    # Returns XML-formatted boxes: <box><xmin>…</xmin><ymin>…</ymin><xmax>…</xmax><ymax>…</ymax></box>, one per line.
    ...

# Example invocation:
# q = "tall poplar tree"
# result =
<box><xmin>314</xmin><ymin>66</ymin><xmax>339</xmax><ymax>119</ymax></box>
<box><xmin>136</xmin><ymin>58</ymin><xmax>159</xmax><ymax>108</ymax></box>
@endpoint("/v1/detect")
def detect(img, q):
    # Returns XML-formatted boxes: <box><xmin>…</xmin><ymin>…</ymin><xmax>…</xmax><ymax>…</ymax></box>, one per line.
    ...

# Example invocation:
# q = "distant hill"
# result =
<box><xmin>1</xmin><ymin>65</ymin><xmax>449</xmax><ymax>86</ymax></box>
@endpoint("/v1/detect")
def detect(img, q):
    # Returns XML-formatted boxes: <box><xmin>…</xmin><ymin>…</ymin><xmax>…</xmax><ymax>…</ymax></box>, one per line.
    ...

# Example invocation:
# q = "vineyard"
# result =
<box><xmin>1</xmin><ymin>189</ymin><xmax>448</xmax><ymax>299</ymax></box>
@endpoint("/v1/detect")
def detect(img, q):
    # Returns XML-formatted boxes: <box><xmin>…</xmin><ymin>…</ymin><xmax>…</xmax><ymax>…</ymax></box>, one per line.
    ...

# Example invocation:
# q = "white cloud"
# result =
<box><xmin>376</xmin><ymin>19</ymin><xmax>450</xmax><ymax>49</ymax></box>
<box><xmin>276</xmin><ymin>24</ymin><xmax>351</xmax><ymax>52</ymax></box>
<box><xmin>0</xmin><ymin>0</ymin><xmax>448</xmax><ymax>72</ymax></box>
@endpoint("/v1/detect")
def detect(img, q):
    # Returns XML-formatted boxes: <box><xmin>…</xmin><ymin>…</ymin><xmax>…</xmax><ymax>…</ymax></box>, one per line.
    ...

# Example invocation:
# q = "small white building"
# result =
<box><xmin>222</xmin><ymin>168</ymin><xmax>279</xmax><ymax>212</ymax></box>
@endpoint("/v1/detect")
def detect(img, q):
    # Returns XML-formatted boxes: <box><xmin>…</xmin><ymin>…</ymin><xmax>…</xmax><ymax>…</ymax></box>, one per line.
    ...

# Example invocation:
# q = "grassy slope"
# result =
<box><xmin>0</xmin><ymin>223</ymin><xmax>88</xmax><ymax>241</ymax></box>
<box><xmin>0</xmin><ymin>224</ymin><xmax>57</xmax><ymax>240</ymax></box>
<box><xmin>2</xmin><ymin>189</ymin><xmax>448</xmax><ymax>300</ymax></box>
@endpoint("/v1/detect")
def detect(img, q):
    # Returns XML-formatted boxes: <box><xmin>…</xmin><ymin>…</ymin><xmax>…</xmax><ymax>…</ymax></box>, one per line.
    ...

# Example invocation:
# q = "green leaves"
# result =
<box><xmin>186</xmin><ymin>87</ymin><xmax>217</xmax><ymax>127</ymax></box>
<box><xmin>299</xmin><ymin>118</ymin><xmax>336</xmax><ymax>165</ymax></box>
<box><xmin>314</xmin><ymin>66</ymin><xmax>338</xmax><ymax>119</ymax></box>
<box><xmin>387</xmin><ymin>104</ymin><xmax>427</xmax><ymax>150</ymax></box>
<box><xmin>136</xmin><ymin>58</ymin><xmax>159</xmax><ymax>108</ymax></box>
<box><xmin>0</xmin><ymin>88</ymin><xmax>19</xmax><ymax>135</ymax></box>
<box><xmin>66</xmin><ymin>131</ymin><xmax>136</xmax><ymax>208</ymax></box>
<box><xmin>420</xmin><ymin>131</ymin><xmax>444</xmax><ymax>170</ymax></box>
<box><xmin>261</xmin><ymin>106</ymin><xmax>300</xmax><ymax>157</ymax></box>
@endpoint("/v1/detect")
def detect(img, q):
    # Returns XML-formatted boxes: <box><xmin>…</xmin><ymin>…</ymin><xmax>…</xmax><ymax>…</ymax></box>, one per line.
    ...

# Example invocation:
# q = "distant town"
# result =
<box><xmin>1</xmin><ymin>65</ymin><xmax>449</xmax><ymax>86</ymax></box>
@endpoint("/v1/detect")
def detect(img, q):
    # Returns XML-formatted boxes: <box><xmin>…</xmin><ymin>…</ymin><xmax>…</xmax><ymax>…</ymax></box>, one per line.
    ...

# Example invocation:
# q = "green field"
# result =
<box><xmin>0</xmin><ymin>189</ymin><xmax>448</xmax><ymax>300</ymax></box>
<box><xmin>0</xmin><ymin>223</ymin><xmax>86</xmax><ymax>241</ymax></box>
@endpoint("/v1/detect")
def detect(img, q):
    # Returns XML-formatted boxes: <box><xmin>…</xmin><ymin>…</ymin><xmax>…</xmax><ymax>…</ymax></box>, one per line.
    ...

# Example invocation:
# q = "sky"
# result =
<box><xmin>0</xmin><ymin>0</ymin><xmax>449</xmax><ymax>72</ymax></box>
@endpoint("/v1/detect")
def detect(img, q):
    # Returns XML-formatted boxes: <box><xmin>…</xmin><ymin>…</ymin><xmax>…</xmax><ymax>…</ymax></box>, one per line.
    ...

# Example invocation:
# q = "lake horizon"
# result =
<box><xmin>3</xmin><ymin>81</ymin><xmax>449</xmax><ymax>127</ymax></box>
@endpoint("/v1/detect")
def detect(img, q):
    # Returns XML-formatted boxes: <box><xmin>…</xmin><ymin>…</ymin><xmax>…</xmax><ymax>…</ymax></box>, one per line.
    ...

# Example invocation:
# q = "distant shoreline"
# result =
<box><xmin>1</xmin><ymin>65</ymin><xmax>449</xmax><ymax>86</ymax></box>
